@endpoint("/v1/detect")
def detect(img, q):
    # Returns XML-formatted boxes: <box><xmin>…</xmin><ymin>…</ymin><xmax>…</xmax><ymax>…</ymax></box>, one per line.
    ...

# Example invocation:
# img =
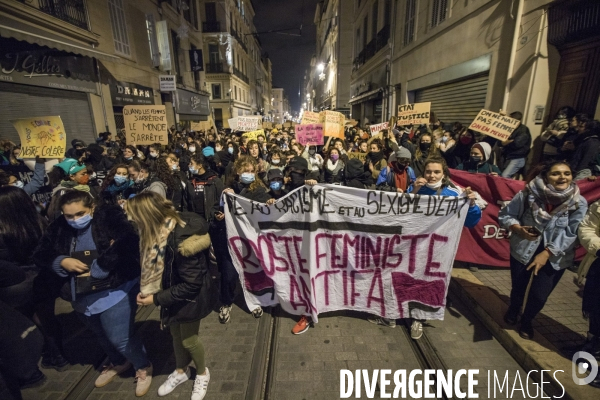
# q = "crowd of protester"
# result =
<box><xmin>1</xmin><ymin>106</ymin><xmax>600</xmax><ymax>398</ymax></box>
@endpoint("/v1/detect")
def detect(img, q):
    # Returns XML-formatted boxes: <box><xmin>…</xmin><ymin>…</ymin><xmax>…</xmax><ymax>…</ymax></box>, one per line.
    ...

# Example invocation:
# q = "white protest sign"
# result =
<box><xmin>468</xmin><ymin>110</ymin><xmax>521</xmax><ymax>141</ymax></box>
<box><xmin>369</xmin><ymin>122</ymin><xmax>389</xmax><ymax>136</ymax></box>
<box><xmin>237</xmin><ymin>116</ymin><xmax>262</xmax><ymax>132</ymax></box>
<box><xmin>397</xmin><ymin>102</ymin><xmax>431</xmax><ymax>126</ymax></box>
<box><xmin>225</xmin><ymin>185</ymin><xmax>470</xmax><ymax>322</ymax></box>
<box><xmin>228</xmin><ymin>117</ymin><xmax>238</xmax><ymax>130</ymax></box>
<box><xmin>301</xmin><ymin>111</ymin><xmax>320</xmax><ymax>125</ymax></box>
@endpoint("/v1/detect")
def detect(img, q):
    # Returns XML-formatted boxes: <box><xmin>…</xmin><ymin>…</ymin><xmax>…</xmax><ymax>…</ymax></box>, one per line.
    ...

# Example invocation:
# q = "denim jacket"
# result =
<box><xmin>498</xmin><ymin>190</ymin><xmax>588</xmax><ymax>270</ymax></box>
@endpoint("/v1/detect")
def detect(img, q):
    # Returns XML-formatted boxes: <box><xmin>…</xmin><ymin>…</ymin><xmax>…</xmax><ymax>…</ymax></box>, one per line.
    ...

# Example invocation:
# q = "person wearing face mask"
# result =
<box><xmin>540</xmin><ymin>107</ymin><xmax>576</xmax><ymax>161</ymax></box>
<box><xmin>119</xmin><ymin>145</ymin><xmax>139</xmax><ymax>165</ymax></box>
<box><xmin>46</xmin><ymin>159</ymin><xmax>94</xmax><ymax>222</ymax></box>
<box><xmin>99</xmin><ymin>164</ymin><xmax>134</xmax><ymax>206</ymax></box>
<box><xmin>400</xmin><ymin>132</ymin><xmax>440</xmax><ymax>177</ymax></box>
<box><xmin>443</xmin><ymin>128</ymin><xmax>474</xmax><ymax>168</ymax></box>
<box><xmin>373</xmin><ymin>158</ymin><xmax>481</xmax><ymax>338</ymax></box>
<box><xmin>284</xmin><ymin>156</ymin><xmax>317</xmax><ymax>191</ymax></box>
<box><xmin>324</xmin><ymin>148</ymin><xmax>345</xmax><ymax>184</ymax></box>
<box><xmin>214</xmin><ymin>139</ymin><xmax>230</xmax><ymax>177</ymax></box>
<box><xmin>366</xmin><ymin>140</ymin><xmax>387</xmax><ymax>180</ymax></box>
<box><xmin>127</xmin><ymin>161</ymin><xmax>168</xmax><ymax>199</ymax></box>
<box><xmin>0</xmin><ymin>156</ymin><xmax>47</xmax><ymax>197</ymax></box>
<box><xmin>33</xmin><ymin>191</ymin><xmax>153</xmax><ymax>396</ymax></box>
<box><xmin>499</xmin><ymin>161</ymin><xmax>587</xmax><ymax>340</ymax></box>
<box><xmin>265</xmin><ymin>169</ymin><xmax>288</xmax><ymax>203</ymax></box>
<box><xmin>306</xmin><ymin>145</ymin><xmax>324</xmax><ymax>181</ymax></box>
<box><xmin>376</xmin><ymin>148</ymin><xmax>416</xmax><ymax>193</ymax></box>
<box><xmin>456</xmin><ymin>142</ymin><xmax>501</xmax><ymax>175</ymax></box>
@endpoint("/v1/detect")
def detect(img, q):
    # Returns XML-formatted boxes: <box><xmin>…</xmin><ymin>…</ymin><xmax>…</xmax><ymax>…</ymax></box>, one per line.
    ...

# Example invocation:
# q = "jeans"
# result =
<box><xmin>210</xmin><ymin>221</ymin><xmax>238</xmax><ymax>306</ymax></box>
<box><xmin>508</xmin><ymin>254</ymin><xmax>565</xmax><ymax>324</ymax></box>
<box><xmin>502</xmin><ymin>158</ymin><xmax>526</xmax><ymax>178</ymax></box>
<box><xmin>170</xmin><ymin>319</ymin><xmax>205</xmax><ymax>371</ymax></box>
<box><xmin>77</xmin><ymin>285</ymin><xmax>149</xmax><ymax>370</ymax></box>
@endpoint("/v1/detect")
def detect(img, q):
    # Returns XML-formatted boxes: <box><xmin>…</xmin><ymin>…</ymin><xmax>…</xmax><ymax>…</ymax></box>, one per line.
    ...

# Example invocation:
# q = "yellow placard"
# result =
<box><xmin>11</xmin><ymin>116</ymin><xmax>67</xmax><ymax>158</ymax></box>
<box><xmin>276</xmin><ymin>124</ymin><xmax>283</xmax><ymax>129</ymax></box>
<box><xmin>283</xmin><ymin>122</ymin><xmax>291</xmax><ymax>128</ymax></box>
<box><xmin>468</xmin><ymin>110</ymin><xmax>521</xmax><ymax>141</ymax></box>
<box><xmin>347</xmin><ymin>152</ymin><xmax>367</xmax><ymax>162</ymax></box>
<box><xmin>397</xmin><ymin>102</ymin><xmax>431</xmax><ymax>126</ymax></box>
<box><xmin>262</xmin><ymin>121</ymin><xmax>273</xmax><ymax>129</ymax></box>
<box><xmin>301</xmin><ymin>111</ymin><xmax>320</xmax><ymax>125</ymax></box>
<box><xmin>242</xmin><ymin>129</ymin><xmax>264</xmax><ymax>141</ymax></box>
<box><xmin>124</xmin><ymin>105</ymin><xmax>168</xmax><ymax>145</ymax></box>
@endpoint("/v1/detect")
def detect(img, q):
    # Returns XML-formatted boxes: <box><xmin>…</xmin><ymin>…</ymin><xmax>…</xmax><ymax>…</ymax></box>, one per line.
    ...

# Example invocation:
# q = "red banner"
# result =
<box><xmin>450</xmin><ymin>169</ymin><xmax>600</xmax><ymax>267</ymax></box>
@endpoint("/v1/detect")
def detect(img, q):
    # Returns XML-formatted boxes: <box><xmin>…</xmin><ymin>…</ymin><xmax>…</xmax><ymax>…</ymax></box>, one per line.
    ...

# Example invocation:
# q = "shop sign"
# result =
<box><xmin>111</xmin><ymin>81</ymin><xmax>154</xmax><ymax>106</ymax></box>
<box><xmin>159</xmin><ymin>75</ymin><xmax>176</xmax><ymax>91</ymax></box>
<box><xmin>175</xmin><ymin>88</ymin><xmax>210</xmax><ymax>116</ymax></box>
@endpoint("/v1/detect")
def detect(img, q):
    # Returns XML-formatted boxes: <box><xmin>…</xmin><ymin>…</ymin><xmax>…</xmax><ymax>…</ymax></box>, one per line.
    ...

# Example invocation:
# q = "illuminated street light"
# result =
<box><xmin>317</xmin><ymin>63</ymin><xmax>325</xmax><ymax>72</ymax></box>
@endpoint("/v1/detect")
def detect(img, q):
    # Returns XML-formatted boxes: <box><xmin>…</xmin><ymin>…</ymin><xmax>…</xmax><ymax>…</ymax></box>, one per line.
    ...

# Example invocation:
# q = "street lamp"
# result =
<box><xmin>317</xmin><ymin>63</ymin><xmax>325</xmax><ymax>72</ymax></box>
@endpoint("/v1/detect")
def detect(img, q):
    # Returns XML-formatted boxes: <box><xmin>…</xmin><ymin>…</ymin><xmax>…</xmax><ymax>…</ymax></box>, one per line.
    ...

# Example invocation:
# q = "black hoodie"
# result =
<box><xmin>344</xmin><ymin>159</ymin><xmax>373</xmax><ymax>188</ymax></box>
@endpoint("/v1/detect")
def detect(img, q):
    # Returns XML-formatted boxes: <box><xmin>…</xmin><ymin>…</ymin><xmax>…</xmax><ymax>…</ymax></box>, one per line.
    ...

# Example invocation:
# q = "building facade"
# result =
<box><xmin>272</xmin><ymin>87</ymin><xmax>290</xmax><ymax>123</ymax></box>
<box><xmin>198</xmin><ymin>0</ymin><xmax>272</xmax><ymax>129</ymax></box>
<box><xmin>0</xmin><ymin>0</ymin><xmax>211</xmax><ymax>145</ymax></box>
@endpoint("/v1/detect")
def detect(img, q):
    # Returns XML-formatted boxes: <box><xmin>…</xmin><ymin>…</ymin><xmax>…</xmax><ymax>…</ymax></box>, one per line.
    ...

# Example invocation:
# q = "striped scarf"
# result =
<box><xmin>140</xmin><ymin>218</ymin><xmax>176</xmax><ymax>296</ymax></box>
<box><xmin>526</xmin><ymin>175</ymin><xmax>579</xmax><ymax>229</ymax></box>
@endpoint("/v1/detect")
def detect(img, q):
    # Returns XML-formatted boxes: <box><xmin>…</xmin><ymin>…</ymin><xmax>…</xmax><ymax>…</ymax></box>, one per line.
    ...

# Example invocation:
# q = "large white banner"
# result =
<box><xmin>225</xmin><ymin>185</ymin><xmax>469</xmax><ymax>322</ymax></box>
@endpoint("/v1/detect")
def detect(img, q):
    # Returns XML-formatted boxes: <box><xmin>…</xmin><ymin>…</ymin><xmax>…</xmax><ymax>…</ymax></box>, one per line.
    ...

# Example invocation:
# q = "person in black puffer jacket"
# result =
<box><xmin>344</xmin><ymin>158</ymin><xmax>373</xmax><ymax>189</ymax></box>
<box><xmin>127</xmin><ymin>192</ymin><xmax>215</xmax><ymax>400</ymax></box>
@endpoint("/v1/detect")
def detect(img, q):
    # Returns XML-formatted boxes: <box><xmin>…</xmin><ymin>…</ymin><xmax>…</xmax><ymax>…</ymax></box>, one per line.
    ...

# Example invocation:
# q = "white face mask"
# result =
<box><xmin>425</xmin><ymin>179</ymin><xmax>444</xmax><ymax>190</ymax></box>
<box><xmin>189</xmin><ymin>146</ymin><xmax>196</xmax><ymax>153</ymax></box>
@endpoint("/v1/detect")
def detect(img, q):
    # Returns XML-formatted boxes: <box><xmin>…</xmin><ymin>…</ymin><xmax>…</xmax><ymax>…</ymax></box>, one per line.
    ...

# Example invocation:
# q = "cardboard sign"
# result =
<box><xmin>242</xmin><ymin>129</ymin><xmax>265</xmax><ymax>141</ymax></box>
<box><xmin>238</xmin><ymin>116</ymin><xmax>262</xmax><ymax>132</ymax></box>
<box><xmin>369</xmin><ymin>122</ymin><xmax>389</xmax><ymax>136</ymax></box>
<box><xmin>123</xmin><ymin>105</ymin><xmax>168</xmax><ymax>145</ymax></box>
<box><xmin>397</xmin><ymin>102</ymin><xmax>431</xmax><ymax>126</ymax></box>
<box><xmin>302</xmin><ymin>111</ymin><xmax>320</xmax><ymax>125</ymax></box>
<box><xmin>283</xmin><ymin>122</ymin><xmax>291</xmax><ymax>128</ymax></box>
<box><xmin>263</xmin><ymin>121</ymin><xmax>273</xmax><ymax>129</ymax></box>
<box><xmin>347</xmin><ymin>152</ymin><xmax>367</xmax><ymax>162</ymax></box>
<box><xmin>295</xmin><ymin>124</ymin><xmax>324</xmax><ymax>146</ymax></box>
<box><xmin>191</xmin><ymin>116</ymin><xmax>217</xmax><ymax>133</ymax></box>
<box><xmin>320</xmin><ymin>110</ymin><xmax>345</xmax><ymax>139</ymax></box>
<box><xmin>276</xmin><ymin>124</ymin><xmax>283</xmax><ymax>129</ymax></box>
<box><xmin>468</xmin><ymin>110</ymin><xmax>521</xmax><ymax>141</ymax></box>
<box><xmin>11</xmin><ymin>116</ymin><xmax>66</xmax><ymax>158</ymax></box>
<box><xmin>225</xmin><ymin>184</ymin><xmax>470</xmax><ymax>322</ymax></box>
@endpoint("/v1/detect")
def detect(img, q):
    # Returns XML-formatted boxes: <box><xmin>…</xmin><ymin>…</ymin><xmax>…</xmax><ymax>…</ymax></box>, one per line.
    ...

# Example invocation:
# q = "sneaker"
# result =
<box><xmin>368</xmin><ymin>317</ymin><xmax>396</xmax><ymax>328</ymax></box>
<box><xmin>95</xmin><ymin>361</ymin><xmax>132</xmax><ymax>388</ymax></box>
<box><xmin>411</xmin><ymin>320</ymin><xmax>423</xmax><ymax>340</ymax></box>
<box><xmin>219</xmin><ymin>305</ymin><xmax>232</xmax><ymax>324</ymax></box>
<box><xmin>191</xmin><ymin>368</ymin><xmax>210</xmax><ymax>400</ymax></box>
<box><xmin>158</xmin><ymin>368</ymin><xmax>191</xmax><ymax>396</ymax></box>
<box><xmin>19</xmin><ymin>369</ymin><xmax>46</xmax><ymax>389</ymax></box>
<box><xmin>252</xmin><ymin>306</ymin><xmax>263</xmax><ymax>319</ymax></box>
<box><xmin>292</xmin><ymin>316</ymin><xmax>311</xmax><ymax>335</ymax></box>
<box><xmin>135</xmin><ymin>363</ymin><xmax>153</xmax><ymax>397</ymax></box>
<box><xmin>41</xmin><ymin>353</ymin><xmax>69</xmax><ymax>372</ymax></box>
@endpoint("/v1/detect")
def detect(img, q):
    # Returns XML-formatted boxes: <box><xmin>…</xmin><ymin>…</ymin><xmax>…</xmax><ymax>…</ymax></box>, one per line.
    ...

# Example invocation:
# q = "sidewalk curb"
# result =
<box><xmin>449</xmin><ymin>268</ymin><xmax>598</xmax><ymax>400</ymax></box>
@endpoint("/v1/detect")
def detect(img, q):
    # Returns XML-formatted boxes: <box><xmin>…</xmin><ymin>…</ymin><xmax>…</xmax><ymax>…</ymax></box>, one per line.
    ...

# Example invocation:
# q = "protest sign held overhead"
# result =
<box><xmin>263</xmin><ymin>121</ymin><xmax>273</xmax><ymax>129</ymax></box>
<box><xmin>320</xmin><ymin>110</ymin><xmax>345</xmax><ymax>139</ymax></box>
<box><xmin>301</xmin><ymin>111</ymin><xmax>320</xmax><ymax>125</ymax></box>
<box><xmin>369</xmin><ymin>122</ymin><xmax>389</xmax><ymax>136</ymax></box>
<box><xmin>295</xmin><ymin>124</ymin><xmax>324</xmax><ymax>146</ymax></box>
<box><xmin>11</xmin><ymin>116</ymin><xmax>66</xmax><ymax>158</ymax></box>
<box><xmin>123</xmin><ymin>105</ymin><xmax>168</xmax><ymax>145</ymax></box>
<box><xmin>397</xmin><ymin>102</ymin><xmax>431</xmax><ymax>126</ymax></box>
<box><xmin>242</xmin><ymin>129</ymin><xmax>264</xmax><ymax>141</ymax></box>
<box><xmin>468</xmin><ymin>110</ymin><xmax>521</xmax><ymax>141</ymax></box>
<box><xmin>237</xmin><ymin>116</ymin><xmax>262</xmax><ymax>132</ymax></box>
<box><xmin>225</xmin><ymin>184</ymin><xmax>470</xmax><ymax>322</ymax></box>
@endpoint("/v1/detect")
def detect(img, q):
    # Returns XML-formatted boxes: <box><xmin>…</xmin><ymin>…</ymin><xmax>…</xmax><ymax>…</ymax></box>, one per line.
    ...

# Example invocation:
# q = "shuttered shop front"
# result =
<box><xmin>0</xmin><ymin>82</ymin><xmax>95</xmax><ymax>146</ymax></box>
<box><xmin>414</xmin><ymin>74</ymin><xmax>488</xmax><ymax>126</ymax></box>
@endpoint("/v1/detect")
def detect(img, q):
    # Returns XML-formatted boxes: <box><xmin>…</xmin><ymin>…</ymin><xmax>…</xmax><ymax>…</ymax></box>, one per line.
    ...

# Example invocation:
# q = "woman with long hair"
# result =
<box><xmin>99</xmin><ymin>164</ymin><xmax>133</xmax><ymax>206</ymax></box>
<box><xmin>324</xmin><ymin>148</ymin><xmax>345</xmax><ymax>184</ymax></box>
<box><xmin>127</xmin><ymin>192</ymin><xmax>213</xmax><ymax>400</ymax></box>
<box><xmin>224</xmin><ymin>156</ymin><xmax>271</xmax><ymax>203</ymax></box>
<box><xmin>499</xmin><ymin>161</ymin><xmax>587</xmax><ymax>340</ymax></box>
<box><xmin>33</xmin><ymin>190</ymin><xmax>152</xmax><ymax>395</ymax></box>
<box><xmin>46</xmin><ymin>158</ymin><xmax>93</xmax><ymax>221</ymax></box>
<box><xmin>400</xmin><ymin>132</ymin><xmax>440</xmax><ymax>177</ymax></box>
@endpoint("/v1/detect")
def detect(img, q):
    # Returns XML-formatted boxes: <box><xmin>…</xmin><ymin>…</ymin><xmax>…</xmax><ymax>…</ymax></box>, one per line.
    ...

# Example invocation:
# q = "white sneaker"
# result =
<box><xmin>252</xmin><ymin>306</ymin><xmax>263</xmax><ymax>318</ymax></box>
<box><xmin>158</xmin><ymin>368</ymin><xmax>191</xmax><ymax>396</ymax></box>
<box><xmin>411</xmin><ymin>320</ymin><xmax>423</xmax><ymax>340</ymax></box>
<box><xmin>191</xmin><ymin>368</ymin><xmax>210</xmax><ymax>400</ymax></box>
<box><xmin>219</xmin><ymin>305</ymin><xmax>232</xmax><ymax>324</ymax></box>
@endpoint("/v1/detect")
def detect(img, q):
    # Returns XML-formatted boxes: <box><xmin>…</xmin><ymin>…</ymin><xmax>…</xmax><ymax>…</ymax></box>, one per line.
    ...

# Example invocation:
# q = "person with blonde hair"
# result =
<box><xmin>127</xmin><ymin>192</ymin><xmax>214</xmax><ymax>400</ymax></box>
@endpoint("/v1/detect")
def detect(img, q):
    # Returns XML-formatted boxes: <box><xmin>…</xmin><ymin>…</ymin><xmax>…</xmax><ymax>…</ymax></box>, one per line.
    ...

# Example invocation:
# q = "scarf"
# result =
<box><xmin>140</xmin><ymin>218</ymin><xmax>177</xmax><ymax>296</ymax></box>
<box><xmin>105</xmin><ymin>180</ymin><xmax>133</xmax><ymax>194</ymax></box>
<box><xmin>367</xmin><ymin>151</ymin><xmax>384</xmax><ymax>165</ymax></box>
<box><xmin>61</xmin><ymin>180</ymin><xmax>90</xmax><ymax>193</ymax></box>
<box><xmin>326</xmin><ymin>159</ymin><xmax>343</xmax><ymax>175</ymax></box>
<box><xmin>526</xmin><ymin>175</ymin><xmax>579</xmax><ymax>229</ymax></box>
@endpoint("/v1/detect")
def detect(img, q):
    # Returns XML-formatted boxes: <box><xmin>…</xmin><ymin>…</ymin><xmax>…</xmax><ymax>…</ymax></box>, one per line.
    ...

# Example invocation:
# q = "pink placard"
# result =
<box><xmin>295</xmin><ymin>123</ymin><xmax>324</xmax><ymax>145</ymax></box>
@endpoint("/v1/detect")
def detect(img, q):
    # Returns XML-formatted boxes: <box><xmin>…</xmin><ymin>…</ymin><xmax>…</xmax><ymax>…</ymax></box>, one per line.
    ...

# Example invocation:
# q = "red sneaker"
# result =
<box><xmin>292</xmin><ymin>316</ymin><xmax>311</xmax><ymax>335</ymax></box>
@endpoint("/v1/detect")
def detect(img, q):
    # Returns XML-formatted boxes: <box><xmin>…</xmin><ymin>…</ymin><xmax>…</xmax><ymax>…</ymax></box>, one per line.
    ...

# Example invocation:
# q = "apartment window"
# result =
<box><xmin>235</xmin><ymin>86</ymin><xmax>238</xmax><ymax>100</ymax></box>
<box><xmin>191</xmin><ymin>44</ymin><xmax>201</xmax><ymax>89</ymax></box>
<box><xmin>108</xmin><ymin>0</ymin><xmax>130</xmax><ymax>55</ymax></box>
<box><xmin>431</xmin><ymin>0</ymin><xmax>448</xmax><ymax>28</ymax></box>
<box><xmin>146</xmin><ymin>13</ymin><xmax>160</xmax><ymax>67</ymax></box>
<box><xmin>171</xmin><ymin>30</ymin><xmax>181</xmax><ymax>81</ymax></box>
<box><xmin>356</xmin><ymin>28</ymin><xmax>361</xmax><ymax>55</ymax></box>
<box><xmin>384</xmin><ymin>0</ymin><xmax>391</xmax><ymax>27</ymax></box>
<box><xmin>362</xmin><ymin>16</ymin><xmax>368</xmax><ymax>46</ymax></box>
<box><xmin>371</xmin><ymin>1</ymin><xmax>378</xmax><ymax>40</ymax></box>
<box><xmin>209</xmin><ymin>44</ymin><xmax>220</xmax><ymax>64</ymax></box>
<box><xmin>212</xmin><ymin>84</ymin><xmax>221</xmax><ymax>99</ymax></box>
<box><xmin>404</xmin><ymin>0</ymin><xmax>416</xmax><ymax>45</ymax></box>
<box><xmin>205</xmin><ymin>2</ymin><xmax>217</xmax><ymax>21</ymax></box>
<box><xmin>183</xmin><ymin>0</ymin><xmax>198</xmax><ymax>29</ymax></box>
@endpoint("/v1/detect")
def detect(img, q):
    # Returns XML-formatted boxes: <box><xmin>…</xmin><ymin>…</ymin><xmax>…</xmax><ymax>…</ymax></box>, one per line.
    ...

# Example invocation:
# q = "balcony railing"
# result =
<box><xmin>230</xmin><ymin>27</ymin><xmax>248</xmax><ymax>53</ymax></box>
<box><xmin>30</xmin><ymin>0</ymin><xmax>89</xmax><ymax>30</ymax></box>
<box><xmin>352</xmin><ymin>24</ymin><xmax>390</xmax><ymax>72</ymax></box>
<box><xmin>233</xmin><ymin>66</ymin><xmax>249</xmax><ymax>84</ymax></box>
<box><xmin>206</xmin><ymin>63</ymin><xmax>224</xmax><ymax>73</ymax></box>
<box><xmin>548</xmin><ymin>0</ymin><xmax>600</xmax><ymax>46</ymax></box>
<box><xmin>202</xmin><ymin>21</ymin><xmax>221</xmax><ymax>33</ymax></box>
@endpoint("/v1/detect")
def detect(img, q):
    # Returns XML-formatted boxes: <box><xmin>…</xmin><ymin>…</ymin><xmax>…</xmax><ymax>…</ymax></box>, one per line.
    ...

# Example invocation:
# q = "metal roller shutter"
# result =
<box><xmin>0</xmin><ymin>82</ymin><xmax>95</xmax><ymax>146</ymax></box>
<box><xmin>414</xmin><ymin>74</ymin><xmax>488</xmax><ymax>126</ymax></box>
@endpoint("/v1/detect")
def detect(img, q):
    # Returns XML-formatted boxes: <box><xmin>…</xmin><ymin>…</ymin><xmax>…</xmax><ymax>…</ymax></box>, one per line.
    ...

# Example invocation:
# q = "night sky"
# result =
<box><xmin>252</xmin><ymin>0</ymin><xmax>320</xmax><ymax>114</ymax></box>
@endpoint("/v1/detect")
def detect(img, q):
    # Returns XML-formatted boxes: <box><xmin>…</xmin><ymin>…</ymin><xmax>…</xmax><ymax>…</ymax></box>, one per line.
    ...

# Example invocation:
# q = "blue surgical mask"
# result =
<box><xmin>114</xmin><ymin>175</ymin><xmax>128</xmax><ymax>185</ymax></box>
<box><xmin>171</xmin><ymin>163</ymin><xmax>178</xmax><ymax>171</ymax></box>
<box><xmin>228</xmin><ymin>147</ymin><xmax>234</xmax><ymax>154</ymax></box>
<box><xmin>270</xmin><ymin>181</ymin><xmax>282</xmax><ymax>191</ymax></box>
<box><xmin>66</xmin><ymin>213</ymin><xmax>92</xmax><ymax>230</ymax></box>
<box><xmin>240</xmin><ymin>172</ymin><xmax>255</xmax><ymax>184</ymax></box>
<box><xmin>12</xmin><ymin>180</ymin><xmax>24</xmax><ymax>189</ymax></box>
<box><xmin>189</xmin><ymin>166</ymin><xmax>198</xmax><ymax>175</ymax></box>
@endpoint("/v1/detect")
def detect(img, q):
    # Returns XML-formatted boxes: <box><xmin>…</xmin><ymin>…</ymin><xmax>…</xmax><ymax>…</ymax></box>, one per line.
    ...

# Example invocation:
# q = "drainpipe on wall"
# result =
<box><xmin>94</xmin><ymin>58</ymin><xmax>110</xmax><ymax>132</ymax></box>
<box><xmin>502</xmin><ymin>0</ymin><xmax>524</xmax><ymax>113</ymax></box>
